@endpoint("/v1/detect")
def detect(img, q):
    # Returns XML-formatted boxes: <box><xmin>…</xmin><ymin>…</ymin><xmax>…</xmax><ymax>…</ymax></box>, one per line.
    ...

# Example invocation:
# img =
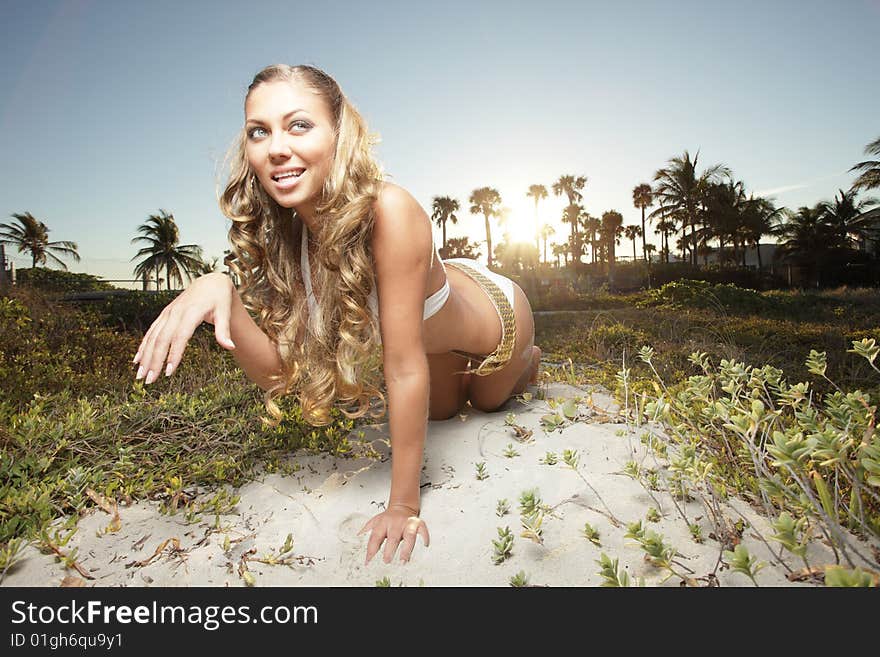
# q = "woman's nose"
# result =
<box><xmin>268</xmin><ymin>135</ymin><xmax>291</xmax><ymax>158</ymax></box>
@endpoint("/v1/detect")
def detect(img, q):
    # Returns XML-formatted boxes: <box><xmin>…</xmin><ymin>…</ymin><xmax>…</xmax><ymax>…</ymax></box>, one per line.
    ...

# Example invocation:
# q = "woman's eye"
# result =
<box><xmin>247</xmin><ymin>126</ymin><xmax>267</xmax><ymax>139</ymax></box>
<box><xmin>290</xmin><ymin>120</ymin><xmax>311</xmax><ymax>131</ymax></box>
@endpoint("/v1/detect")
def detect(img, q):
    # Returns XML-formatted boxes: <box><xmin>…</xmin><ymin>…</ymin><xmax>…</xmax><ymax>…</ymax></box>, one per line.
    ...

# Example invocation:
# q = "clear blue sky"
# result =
<box><xmin>1</xmin><ymin>0</ymin><xmax>878</xmax><ymax>286</ymax></box>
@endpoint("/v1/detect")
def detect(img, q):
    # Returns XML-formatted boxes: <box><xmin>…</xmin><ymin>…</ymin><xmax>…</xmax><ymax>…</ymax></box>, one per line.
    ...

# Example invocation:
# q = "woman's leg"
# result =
<box><xmin>426</xmin><ymin>351</ymin><xmax>472</xmax><ymax>420</ymax></box>
<box><xmin>467</xmin><ymin>283</ymin><xmax>541</xmax><ymax>412</ymax></box>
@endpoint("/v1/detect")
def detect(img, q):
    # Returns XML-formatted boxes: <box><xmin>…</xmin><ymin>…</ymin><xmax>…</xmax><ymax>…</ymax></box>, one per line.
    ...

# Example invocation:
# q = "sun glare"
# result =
<box><xmin>499</xmin><ymin>198</ymin><xmax>542</xmax><ymax>245</ymax></box>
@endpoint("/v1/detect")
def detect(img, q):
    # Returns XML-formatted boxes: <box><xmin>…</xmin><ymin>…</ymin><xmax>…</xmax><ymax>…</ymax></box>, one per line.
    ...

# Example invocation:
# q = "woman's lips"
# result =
<box><xmin>273</xmin><ymin>170</ymin><xmax>305</xmax><ymax>190</ymax></box>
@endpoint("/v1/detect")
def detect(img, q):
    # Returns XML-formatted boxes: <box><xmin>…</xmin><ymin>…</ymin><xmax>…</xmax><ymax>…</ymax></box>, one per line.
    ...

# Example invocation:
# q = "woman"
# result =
<box><xmin>132</xmin><ymin>64</ymin><xmax>542</xmax><ymax>566</ymax></box>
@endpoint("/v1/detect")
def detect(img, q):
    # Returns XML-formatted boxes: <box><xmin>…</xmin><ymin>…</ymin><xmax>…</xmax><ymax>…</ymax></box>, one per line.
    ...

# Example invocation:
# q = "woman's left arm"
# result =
<box><xmin>358</xmin><ymin>184</ymin><xmax>434</xmax><ymax>565</ymax></box>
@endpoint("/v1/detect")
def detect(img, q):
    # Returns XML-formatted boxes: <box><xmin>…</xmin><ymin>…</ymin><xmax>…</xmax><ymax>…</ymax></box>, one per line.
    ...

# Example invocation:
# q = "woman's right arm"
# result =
<box><xmin>133</xmin><ymin>272</ymin><xmax>283</xmax><ymax>390</ymax></box>
<box><xmin>225</xmin><ymin>279</ymin><xmax>285</xmax><ymax>390</ymax></box>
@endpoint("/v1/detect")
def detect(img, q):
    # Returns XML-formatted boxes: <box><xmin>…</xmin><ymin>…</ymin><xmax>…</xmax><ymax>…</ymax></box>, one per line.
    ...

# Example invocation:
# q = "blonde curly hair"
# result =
<box><xmin>218</xmin><ymin>64</ymin><xmax>386</xmax><ymax>426</ymax></box>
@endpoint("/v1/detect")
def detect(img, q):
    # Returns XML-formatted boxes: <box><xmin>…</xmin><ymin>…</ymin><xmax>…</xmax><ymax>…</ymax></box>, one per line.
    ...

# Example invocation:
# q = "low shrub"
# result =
<box><xmin>637</xmin><ymin>279</ymin><xmax>770</xmax><ymax>314</ymax></box>
<box><xmin>92</xmin><ymin>290</ymin><xmax>181</xmax><ymax>332</ymax></box>
<box><xmin>0</xmin><ymin>290</ymin><xmax>139</xmax><ymax>411</ymax></box>
<box><xmin>633</xmin><ymin>343</ymin><xmax>880</xmax><ymax>569</ymax></box>
<box><xmin>15</xmin><ymin>267</ymin><xmax>116</xmax><ymax>293</ymax></box>
<box><xmin>1</xmin><ymin>378</ymin><xmax>364</xmax><ymax>543</ymax></box>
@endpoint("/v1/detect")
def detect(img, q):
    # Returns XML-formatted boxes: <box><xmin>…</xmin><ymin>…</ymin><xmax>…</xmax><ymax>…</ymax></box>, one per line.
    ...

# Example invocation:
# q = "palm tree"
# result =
<box><xmin>197</xmin><ymin>255</ymin><xmax>220</xmax><ymax>275</ymax></box>
<box><xmin>600</xmin><ymin>211</ymin><xmax>624</xmax><ymax>272</ymax></box>
<box><xmin>771</xmin><ymin>204</ymin><xmax>838</xmax><ymax>288</ymax></box>
<box><xmin>0</xmin><ymin>212</ymin><xmax>80</xmax><ymax>270</ymax></box>
<box><xmin>495</xmin><ymin>239</ymin><xmax>538</xmax><ymax>273</ymax></box>
<box><xmin>821</xmin><ymin>188</ymin><xmax>878</xmax><ymax>249</ymax></box>
<box><xmin>653</xmin><ymin>150</ymin><xmax>730</xmax><ymax>265</ymax></box>
<box><xmin>564</xmin><ymin>234</ymin><xmax>584</xmax><ymax>267</ymax></box>
<box><xmin>850</xmin><ymin>136</ymin><xmax>880</xmax><ymax>194</ymax></box>
<box><xmin>539</xmin><ymin>223</ymin><xmax>555</xmax><ymax>265</ymax></box>
<box><xmin>583</xmin><ymin>213</ymin><xmax>601</xmax><ymax>264</ymax></box>
<box><xmin>703</xmin><ymin>178</ymin><xmax>747</xmax><ymax>264</ymax></box>
<box><xmin>431</xmin><ymin>196</ymin><xmax>459</xmax><ymax>254</ymax></box>
<box><xmin>632</xmin><ymin>183</ymin><xmax>653</xmax><ymax>262</ymax></box>
<box><xmin>443</xmin><ymin>236</ymin><xmax>481</xmax><ymax>260</ymax></box>
<box><xmin>527</xmin><ymin>184</ymin><xmax>548</xmax><ymax>254</ymax></box>
<box><xmin>552</xmin><ymin>243</ymin><xmax>567</xmax><ymax>267</ymax></box>
<box><xmin>468</xmin><ymin>188</ymin><xmax>502</xmax><ymax>268</ymax></box>
<box><xmin>131</xmin><ymin>209</ymin><xmax>204</xmax><ymax>291</ymax></box>
<box><xmin>561</xmin><ymin>204</ymin><xmax>586</xmax><ymax>268</ymax></box>
<box><xmin>623</xmin><ymin>225</ymin><xmax>642</xmax><ymax>262</ymax></box>
<box><xmin>552</xmin><ymin>175</ymin><xmax>588</xmax><ymax>268</ymax></box>
<box><xmin>644</xmin><ymin>243</ymin><xmax>657</xmax><ymax>263</ymax></box>
<box><xmin>741</xmin><ymin>195</ymin><xmax>785</xmax><ymax>270</ymax></box>
<box><xmin>652</xmin><ymin>211</ymin><xmax>677</xmax><ymax>263</ymax></box>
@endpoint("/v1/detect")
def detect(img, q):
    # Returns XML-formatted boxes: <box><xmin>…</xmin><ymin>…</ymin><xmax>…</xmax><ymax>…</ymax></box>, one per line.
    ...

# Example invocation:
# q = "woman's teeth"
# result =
<box><xmin>274</xmin><ymin>170</ymin><xmax>304</xmax><ymax>181</ymax></box>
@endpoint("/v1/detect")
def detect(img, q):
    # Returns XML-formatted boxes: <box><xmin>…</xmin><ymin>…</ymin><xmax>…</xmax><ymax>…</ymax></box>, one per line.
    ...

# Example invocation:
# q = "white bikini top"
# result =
<box><xmin>300</xmin><ymin>223</ymin><xmax>450</xmax><ymax>326</ymax></box>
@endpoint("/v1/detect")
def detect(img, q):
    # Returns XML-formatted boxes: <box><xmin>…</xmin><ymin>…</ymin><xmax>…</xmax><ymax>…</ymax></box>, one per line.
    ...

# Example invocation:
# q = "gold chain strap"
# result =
<box><xmin>444</xmin><ymin>261</ymin><xmax>516</xmax><ymax>376</ymax></box>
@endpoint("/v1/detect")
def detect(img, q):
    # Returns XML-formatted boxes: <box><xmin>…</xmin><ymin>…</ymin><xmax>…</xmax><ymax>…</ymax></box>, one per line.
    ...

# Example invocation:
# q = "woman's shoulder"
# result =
<box><xmin>371</xmin><ymin>182</ymin><xmax>432</xmax><ymax>255</ymax></box>
<box><xmin>374</xmin><ymin>181</ymin><xmax>423</xmax><ymax>218</ymax></box>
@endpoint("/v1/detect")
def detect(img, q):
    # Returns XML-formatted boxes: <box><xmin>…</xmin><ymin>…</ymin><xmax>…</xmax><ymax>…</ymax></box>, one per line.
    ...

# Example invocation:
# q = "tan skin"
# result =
<box><xmin>132</xmin><ymin>79</ymin><xmax>541</xmax><ymax>566</ymax></box>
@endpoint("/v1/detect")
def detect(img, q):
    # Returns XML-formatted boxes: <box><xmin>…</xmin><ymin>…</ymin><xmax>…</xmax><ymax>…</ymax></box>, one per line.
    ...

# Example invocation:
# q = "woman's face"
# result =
<box><xmin>245</xmin><ymin>79</ymin><xmax>336</xmax><ymax>217</ymax></box>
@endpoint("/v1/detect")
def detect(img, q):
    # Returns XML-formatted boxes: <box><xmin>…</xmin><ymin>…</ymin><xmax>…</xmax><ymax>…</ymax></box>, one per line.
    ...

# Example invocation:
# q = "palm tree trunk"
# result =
<box><xmin>534</xmin><ymin>200</ymin><xmax>540</xmax><ymax>255</ymax></box>
<box><xmin>756</xmin><ymin>242</ymin><xmax>762</xmax><ymax>270</ymax></box>
<box><xmin>442</xmin><ymin>219</ymin><xmax>447</xmax><ymax>252</ymax></box>
<box><xmin>484</xmin><ymin>213</ymin><xmax>493</xmax><ymax>269</ymax></box>
<box><xmin>640</xmin><ymin>205</ymin><xmax>647</xmax><ymax>262</ymax></box>
<box><xmin>632</xmin><ymin>239</ymin><xmax>636</xmax><ymax>262</ymax></box>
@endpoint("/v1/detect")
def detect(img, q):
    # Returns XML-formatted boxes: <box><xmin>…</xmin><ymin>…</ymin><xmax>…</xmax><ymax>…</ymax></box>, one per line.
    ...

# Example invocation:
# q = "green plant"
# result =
<box><xmin>492</xmin><ymin>527</ymin><xmax>514</xmax><ymax>565</ymax></box>
<box><xmin>582</xmin><ymin>523</ymin><xmax>601</xmax><ymax>546</ymax></box>
<box><xmin>636</xmin><ymin>341</ymin><xmax>880</xmax><ymax>573</ymax></box>
<box><xmin>723</xmin><ymin>544</ymin><xmax>766</xmax><ymax>586</ymax></box>
<box><xmin>824</xmin><ymin>565</ymin><xmax>878</xmax><ymax>587</ymax></box>
<box><xmin>518</xmin><ymin>489</ymin><xmax>545</xmax><ymax>516</ymax></box>
<box><xmin>475</xmin><ymin>462</ymin><xmax>489</xmax><ymax>481</ymax></box>
<box><xmin>769</xmin><ymin>512</ymin><xmax>811</xmax><ymax>570</ymax></box>
<box><xmin>625</xmin><ymin>521</ymin><xmax>695</xmax><ymax>585</ymax></box>
<box><xmin>496</xmin><ymin>499</ymin><xmax>510</xmax><ymax>517</ymax></box>
<box><xmin>520</xmin><ymin>510</ymin><xmax>544</xmax><ymax>545</ymax></box>
<box><xmin>0</xmin><ymin>539</ymin><xmax>28</xmax><ymax>583</ymax></box>
<box><xmin>509</xmin><ymin>570</ymin><xmax>530</xmax><ymax>587</ymax></box>
<box><xmin>596</xmin><ymin>553</ymin><xmax>643</xmax><ymax>587</ymax></box>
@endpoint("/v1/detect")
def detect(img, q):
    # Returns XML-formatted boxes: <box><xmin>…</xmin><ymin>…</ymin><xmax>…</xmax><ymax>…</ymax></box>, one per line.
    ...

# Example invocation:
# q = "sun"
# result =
<box><xmin>498</xmin><ymin>198</ymin><xmax>541</xmax><ymax>245</ymax></box>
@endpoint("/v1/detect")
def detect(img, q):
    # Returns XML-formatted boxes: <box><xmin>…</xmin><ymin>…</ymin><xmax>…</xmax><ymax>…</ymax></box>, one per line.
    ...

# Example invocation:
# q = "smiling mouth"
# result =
<box><xmin>272</xmin><ymin>169</ymin><xmax>306</xmax><ymax>181</ymax></box>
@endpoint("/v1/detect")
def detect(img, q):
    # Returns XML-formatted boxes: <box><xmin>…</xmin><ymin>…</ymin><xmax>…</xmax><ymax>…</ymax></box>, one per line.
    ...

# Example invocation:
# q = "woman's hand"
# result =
<box><xmin>359</xmin><ymin>504</ymin><xmax>430</xmax><ymax>565</ymax></box>
<box><xmin>132</xmin><ymin>272</ymin><xmax>237</xmax><ymax>384</ymax></box>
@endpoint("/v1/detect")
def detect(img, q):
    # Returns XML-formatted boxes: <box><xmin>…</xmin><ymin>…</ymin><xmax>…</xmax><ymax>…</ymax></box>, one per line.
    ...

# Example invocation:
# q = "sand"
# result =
<box><xmin>2</xmin><ymin>382</ymin><xmax>873</xmax><ymax>588</ymax></box>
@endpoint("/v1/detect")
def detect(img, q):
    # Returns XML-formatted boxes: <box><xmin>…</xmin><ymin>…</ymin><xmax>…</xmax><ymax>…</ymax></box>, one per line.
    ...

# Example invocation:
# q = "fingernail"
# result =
<box><xmin>165</xmin><ymin>363</ymin><xmax>173</xmax><ymax>377</ymax></box>
<box><xmin>132</xmin><ymin>351</ymin><xmax>141</xmax><ymax>364</ymax></box>
<box><xmin>135</xmin><ymin>365</ymin><xmax>145</xmax><ymax>380</ymax></box>
<box><xmin>145</xmin><ymin>370</ymin><xmax>155</xmax><ymax>385</ymax></box>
